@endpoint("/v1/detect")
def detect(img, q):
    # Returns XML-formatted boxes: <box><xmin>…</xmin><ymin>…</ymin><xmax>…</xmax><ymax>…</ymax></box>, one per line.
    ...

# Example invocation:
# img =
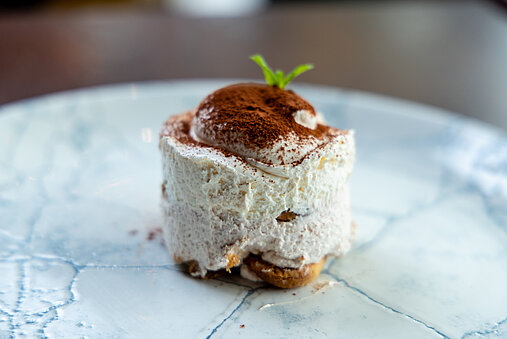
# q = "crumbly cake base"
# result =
<box><xmin>243</xmin><ymin>255</ymin><xmax>326</xmax><ymax>288</ymax></box>
<box><xmin>177</xmin><ymin>255</ymin><xmax>326</xmax><ymax>288</ymax></box>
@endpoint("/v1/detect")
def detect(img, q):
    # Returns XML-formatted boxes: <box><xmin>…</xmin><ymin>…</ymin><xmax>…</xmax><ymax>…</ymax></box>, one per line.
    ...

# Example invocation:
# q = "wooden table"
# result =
<box><xmin>1</xmin><ymin>0</ymin><xmax>506</xmax><ymax>129</ymax></box>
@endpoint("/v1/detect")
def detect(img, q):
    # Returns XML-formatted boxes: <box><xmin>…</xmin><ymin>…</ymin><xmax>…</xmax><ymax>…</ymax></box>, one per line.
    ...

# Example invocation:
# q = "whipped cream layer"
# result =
<box><xmin>192</xmin><ymin>83</ymin><xmax>343</xmax><ymax>166</ymax></box>
<box><xmin>160</xmin><ymin>109</ymin><xmax>355</xmax><ymax>276</ymax></box>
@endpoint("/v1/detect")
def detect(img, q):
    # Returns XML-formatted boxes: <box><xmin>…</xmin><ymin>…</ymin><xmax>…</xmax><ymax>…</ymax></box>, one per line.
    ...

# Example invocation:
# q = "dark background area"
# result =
<box><xmin>0</xmin><ymin>0</ymin><xmax>506</xmax><ymax>129</ymax></box>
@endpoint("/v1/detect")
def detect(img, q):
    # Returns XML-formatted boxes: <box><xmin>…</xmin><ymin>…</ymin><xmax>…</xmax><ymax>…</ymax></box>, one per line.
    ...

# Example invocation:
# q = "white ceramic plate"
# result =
<box><xmin>0</xmin><ymin>80</ymin><xmax>506</xmax><ymax>338</ymax></box>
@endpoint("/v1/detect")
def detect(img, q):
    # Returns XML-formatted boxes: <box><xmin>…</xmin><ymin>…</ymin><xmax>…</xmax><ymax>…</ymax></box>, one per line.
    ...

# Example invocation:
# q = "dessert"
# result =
<box><xmin>160</xmin><ymin>55</ymin><xmax>355</xmax><ymax>288</ymax></box>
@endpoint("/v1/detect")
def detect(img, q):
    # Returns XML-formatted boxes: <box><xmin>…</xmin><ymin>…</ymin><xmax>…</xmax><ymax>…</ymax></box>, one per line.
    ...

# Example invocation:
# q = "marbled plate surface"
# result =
<box><xmin>0</xmin><ymin>80</ymin><xmax>506</xmax><ymax>339</ymax></box>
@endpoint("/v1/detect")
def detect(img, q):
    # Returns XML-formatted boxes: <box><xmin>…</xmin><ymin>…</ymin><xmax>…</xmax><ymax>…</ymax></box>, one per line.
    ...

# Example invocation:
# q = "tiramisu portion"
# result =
<box><xmin>160</xmin><ymin>56</ymin><xmax>355</xmax><ymax>288</ymax></box>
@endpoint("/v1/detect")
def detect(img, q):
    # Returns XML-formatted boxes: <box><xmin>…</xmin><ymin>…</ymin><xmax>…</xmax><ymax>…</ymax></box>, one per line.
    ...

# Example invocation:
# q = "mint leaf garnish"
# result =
<box><xmin>250</xmin><ymin>54</ymin><xmax>314</xmax><ymax>89</ymax></box>
<box><xmin>250</xmin><ymin>54</ymin><xmax>277</xmax><ymax>86</ymax></box>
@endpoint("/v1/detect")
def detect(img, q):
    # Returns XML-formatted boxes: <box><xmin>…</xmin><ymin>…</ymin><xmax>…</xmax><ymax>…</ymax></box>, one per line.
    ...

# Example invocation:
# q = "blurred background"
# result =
<box><xmin>0</xmin><ymin>0</ymin><xmax>506</xmax><ymax>129</ymax></box>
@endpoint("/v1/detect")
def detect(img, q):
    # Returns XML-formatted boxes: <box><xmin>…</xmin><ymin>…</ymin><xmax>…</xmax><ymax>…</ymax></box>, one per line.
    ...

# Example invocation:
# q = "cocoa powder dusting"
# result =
<box><xmin>147</xmin><ymin>228</ymin><xmax>162</xmax><ymax>241</ymax></box>
<box><xmin>160</xmin><ymin>83</ymin><xmax>345</xmax><ymax>166</ymax></box>
<box><xmin>195</xmin><ymin>83</ymin><xmax>330</xmax><ymax>150</ymax></box>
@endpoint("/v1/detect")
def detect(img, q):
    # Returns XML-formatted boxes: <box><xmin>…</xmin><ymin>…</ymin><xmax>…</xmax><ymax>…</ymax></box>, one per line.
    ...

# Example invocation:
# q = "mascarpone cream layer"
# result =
<box><xmin>160</xmin><ymin>112</ymin><xmax>355</xmax><ymax>276</ymax></box>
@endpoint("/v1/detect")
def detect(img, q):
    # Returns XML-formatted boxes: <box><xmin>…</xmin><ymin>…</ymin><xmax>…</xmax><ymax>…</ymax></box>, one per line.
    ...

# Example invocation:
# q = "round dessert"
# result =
<box><xmin>159</xmin><ymin>56</ymin><xmax>355</xmax><ymax>288</ymax></box>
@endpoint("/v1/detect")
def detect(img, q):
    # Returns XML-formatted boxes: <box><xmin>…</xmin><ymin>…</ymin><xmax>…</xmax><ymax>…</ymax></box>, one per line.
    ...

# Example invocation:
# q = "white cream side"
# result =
<box><xmin>160</xmin><ymin>128</ymin><xmax>355</xmax><ymax>277</ymax></box>
<box><xmin>293</xmin><ymin>110</ymin><xmax>317</xmax><ymax>129</ymax></box>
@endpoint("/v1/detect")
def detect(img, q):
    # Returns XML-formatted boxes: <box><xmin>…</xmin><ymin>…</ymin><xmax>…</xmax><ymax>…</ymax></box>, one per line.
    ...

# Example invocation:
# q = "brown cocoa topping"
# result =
<box><xmin>160</xmin><ymin>83</ymin><xmax>346</xmax><ymax>166</ymax></box>
<box><xmin>194</xmin><ymin>83</ymin><xmax>332</xmax><ymax>150</ymax></box>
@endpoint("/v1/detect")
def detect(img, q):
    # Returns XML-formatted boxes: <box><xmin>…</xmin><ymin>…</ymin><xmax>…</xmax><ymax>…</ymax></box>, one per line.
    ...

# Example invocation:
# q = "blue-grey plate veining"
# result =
<box><xmin>0</xmin><ymin>80</ymin><xmax>506</xmax><ymax>338</ymax></box>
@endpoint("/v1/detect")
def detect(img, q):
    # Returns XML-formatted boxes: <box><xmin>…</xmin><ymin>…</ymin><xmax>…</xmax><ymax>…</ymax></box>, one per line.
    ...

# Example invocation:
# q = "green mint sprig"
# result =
<box><xmin>249</xmin><ymin>54</ymin><xmax>314</xmax><ymax>89</ymax></box>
